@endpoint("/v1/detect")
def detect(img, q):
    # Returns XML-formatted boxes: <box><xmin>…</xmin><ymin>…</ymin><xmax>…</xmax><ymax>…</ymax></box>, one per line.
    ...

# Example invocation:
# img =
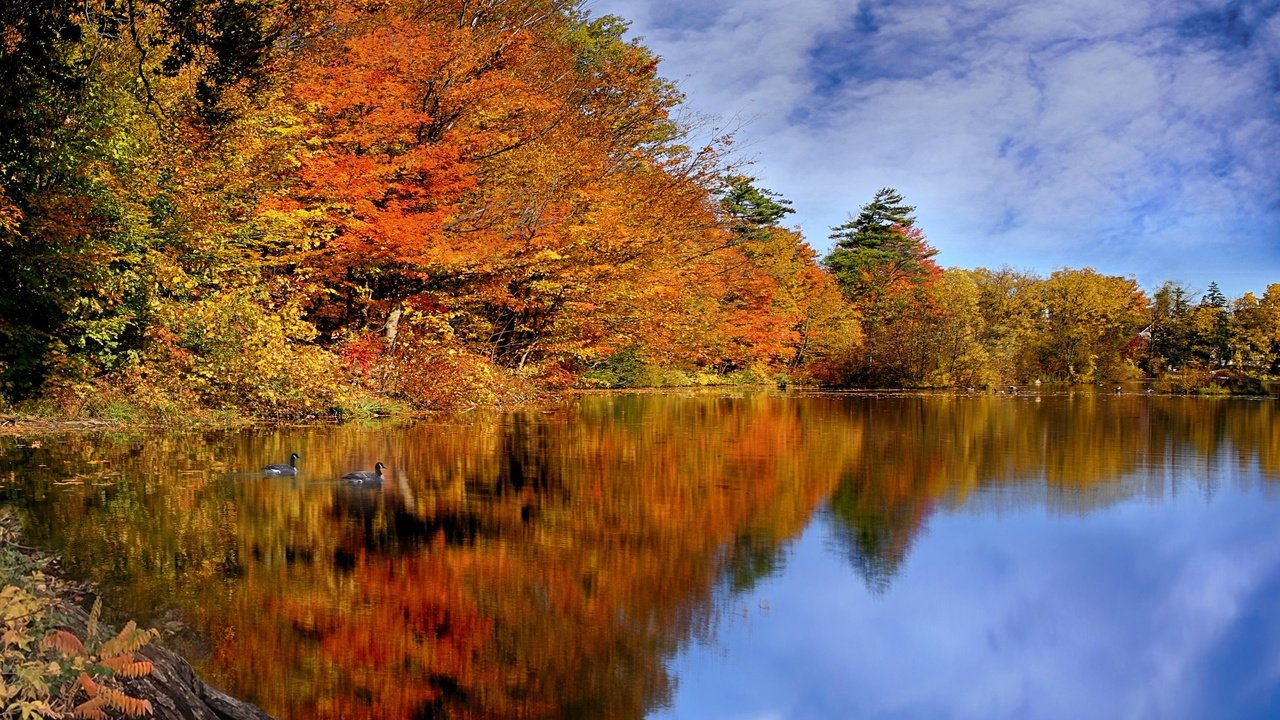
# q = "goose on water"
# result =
<box><xmin>263</xmin><ymin>453</ymin><xmax>300</xmax><ymax>475</ymax></box>
<box><xmin>343</xmin><ymin>462</ymin><xmax>385</xmax><ymax>484</ymax></box>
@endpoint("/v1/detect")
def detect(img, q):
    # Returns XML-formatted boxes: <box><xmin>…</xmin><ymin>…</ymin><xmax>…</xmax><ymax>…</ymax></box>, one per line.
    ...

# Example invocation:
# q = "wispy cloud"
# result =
<box><xmin>589</xmin><ymin>0</ymin><xmax>1280</xmax><ymax>295</ymax></box>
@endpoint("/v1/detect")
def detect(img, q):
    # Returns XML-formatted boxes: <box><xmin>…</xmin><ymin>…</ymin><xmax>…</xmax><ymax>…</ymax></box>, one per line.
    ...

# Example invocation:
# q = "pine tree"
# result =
<box><xmin>717</xmin><ymin>176</ymin><xmax>794</xmax><ymax>245</ymax></box>
<box><xmin>823</xmin><ymin>188</ymin><xmax>937</xmax><ymax>301</ymax></box>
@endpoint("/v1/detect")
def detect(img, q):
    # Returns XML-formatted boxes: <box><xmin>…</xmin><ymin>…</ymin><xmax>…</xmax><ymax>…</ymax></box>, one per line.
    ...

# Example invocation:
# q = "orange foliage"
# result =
<box><xmin>269</xmin><ymin>0</ymin><xmax>821</xmax><ymax>385</ymax></box>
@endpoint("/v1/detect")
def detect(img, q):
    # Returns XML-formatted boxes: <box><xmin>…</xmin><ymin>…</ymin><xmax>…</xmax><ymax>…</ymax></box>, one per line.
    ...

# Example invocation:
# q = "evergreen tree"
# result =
<box><xmin>1203</xmin><ymin>281</ymin><xmax>1227</xmax><ymax>308</ymax></box>
<box><xmin>1146</xmin><ymin>281</ymin><xmax>1193</xmax><ymax>371</ymax></box>
<box><xmin>823</xmin><ymin>187</ymin><xmax>937</xmax><ymax>301</ymax></box>
<box><xmin>1195</xmin><ymin>281</ymin><xmax>1232</xmax><ymax>366</ymax></box>
<box><xmin>717</xmin><ymin>176</ymin><xmax>794</xmax><ymax>245</ymax></box>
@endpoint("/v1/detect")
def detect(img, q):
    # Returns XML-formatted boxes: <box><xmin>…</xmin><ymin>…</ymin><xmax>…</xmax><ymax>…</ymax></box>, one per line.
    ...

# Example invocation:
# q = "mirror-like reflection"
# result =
<box><xmin>2</xmin><ymin>392</ymin><xmax>1279</xmax><ymax>719</ymax></box>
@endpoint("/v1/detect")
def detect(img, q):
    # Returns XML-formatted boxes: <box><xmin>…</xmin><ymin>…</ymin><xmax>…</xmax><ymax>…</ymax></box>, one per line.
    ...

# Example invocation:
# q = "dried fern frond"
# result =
<box><xmin>86</xmin><ymin>597</ymin><xmax>101</xmax><ymax>642</ymax></box>
<box><xmin>73</xmin><ymin>695</ymin><xmax>108</xmax><ymax>720</ymax></box>
<box><xmin>99</xmin><ymin>656</ymin><xmax>154</xmax><ymax>678</ymax></box>
<box><xmin>74</xmin><ymin>670</ymin><xmax>99</xmax><ymax>697</ymax></box>
<box><xmin>97</xmin><ymin>621</ymin><xmax>158</xmax><ymax>658</ymax></box>
<box><xmin>96</xmin><ymin>686</ymin><xmax>154</xmax><ymax>718</ymax></box>
<box><xmin>43</xmin><ymin>629</ymin><xmax>88</xmax><ymax>656</ymax></box>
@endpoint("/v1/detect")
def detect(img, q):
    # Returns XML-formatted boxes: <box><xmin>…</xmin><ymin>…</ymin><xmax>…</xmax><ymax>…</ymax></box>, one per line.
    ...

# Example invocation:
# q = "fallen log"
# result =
<box><xmin>59</xmin><ymin>601</ymin><xmax>276</xmax><ymax>720</ymax></box>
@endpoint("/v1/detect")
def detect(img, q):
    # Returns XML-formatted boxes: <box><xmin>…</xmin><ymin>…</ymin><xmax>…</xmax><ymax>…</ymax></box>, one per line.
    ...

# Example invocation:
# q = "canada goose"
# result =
<box><xmin>263</xmin><ymin>453</ymin><xmax>300</xmax><ymax>475</ymax></box>
<box><xmin>342</xmin><ymin>462</ymin><xmax>385</xmax><ymax>484</ymax></box>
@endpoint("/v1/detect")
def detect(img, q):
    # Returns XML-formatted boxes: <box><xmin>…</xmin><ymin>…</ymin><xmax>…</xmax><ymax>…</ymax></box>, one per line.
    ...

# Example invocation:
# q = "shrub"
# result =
<box><xmin>146</xmin><ymin>288</ymin><xmax>346</xmax><ymax>419</ymax></box>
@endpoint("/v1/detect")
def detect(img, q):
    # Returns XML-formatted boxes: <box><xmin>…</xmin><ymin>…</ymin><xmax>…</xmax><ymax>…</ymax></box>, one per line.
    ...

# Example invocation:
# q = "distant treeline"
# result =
<box><xmin>1</xmin><ymin>1</ymin><xmax>1275</xmax><ymax>419</ymax></box>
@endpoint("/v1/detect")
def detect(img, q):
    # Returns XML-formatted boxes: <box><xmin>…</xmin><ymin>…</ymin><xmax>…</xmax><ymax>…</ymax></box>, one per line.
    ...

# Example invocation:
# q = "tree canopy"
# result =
<box><xmin>824</xmin><ymin>187</ymin><xmax>938</xmax><ymax>301</ymax></box>
<box><xmin>0</xmin><ymin>3</ymin><xmax>1273</xmax><ymax>414</ymax></box>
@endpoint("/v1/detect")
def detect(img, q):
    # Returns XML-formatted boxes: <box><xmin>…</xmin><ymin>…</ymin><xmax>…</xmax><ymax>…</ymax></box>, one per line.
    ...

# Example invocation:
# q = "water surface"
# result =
<box><xmin>2</xmin><ymin>392</ymin><xmax>1278</xmax><ymax>719</ymax></box>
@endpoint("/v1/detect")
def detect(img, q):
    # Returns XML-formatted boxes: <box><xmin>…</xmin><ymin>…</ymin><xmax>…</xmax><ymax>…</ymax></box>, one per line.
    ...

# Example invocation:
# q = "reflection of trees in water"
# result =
<box><xmin>819</xmin><ymin>394</ymin><xmax>1280</xmax><ymax>591</ymax></box>
<box><xmin>3</xmin><ymin>394</ymin><xmax>1280</xmax><ymax>715</ymax></box>
<box><xmin>722</xmin><ymin>530</ymin><xmax>788</xmax><ymax>595</ymax></box>
<box><xmin>826</xmin><ymin>475</ymin><xmax>928</xmax><ymax>594</ymax></box>
<box><xmin>221</xmin><ymin>394</ymin><xmax>840</xmax><ymax>719</ymax></box>
<box><xmin>330</xmin><ymin>481</ymin><xmax>482</xmax><ymax>555</ymax></box>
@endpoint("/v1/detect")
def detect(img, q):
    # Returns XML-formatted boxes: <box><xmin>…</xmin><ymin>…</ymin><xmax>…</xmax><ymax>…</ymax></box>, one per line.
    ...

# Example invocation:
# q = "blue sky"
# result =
<box><xmin>587</xmin><ymin>0</ymin><xmax>1280</xmax><ymax>298</ymax></box>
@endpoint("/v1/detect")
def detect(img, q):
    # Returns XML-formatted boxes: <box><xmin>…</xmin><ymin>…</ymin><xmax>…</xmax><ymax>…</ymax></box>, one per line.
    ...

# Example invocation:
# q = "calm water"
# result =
<box><xmin>2</xmin><ymin>392</ymin><xmax>1280</xmax><ymax>719</ymax></box>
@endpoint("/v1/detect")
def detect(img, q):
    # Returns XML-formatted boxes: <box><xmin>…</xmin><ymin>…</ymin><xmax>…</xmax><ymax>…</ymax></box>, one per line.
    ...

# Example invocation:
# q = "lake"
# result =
<box><xmin>3</xmin><ymin>391</ymin><xmax>1279</xmax><ymax>719</ymax></box>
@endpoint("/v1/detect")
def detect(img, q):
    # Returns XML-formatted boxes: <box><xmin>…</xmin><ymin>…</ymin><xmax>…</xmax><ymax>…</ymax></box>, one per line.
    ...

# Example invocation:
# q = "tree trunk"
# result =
<box><xmin>127</xmin><ymin>643</ymin><xmax>277</xmax><ymax>720</ymax></box>
<box><xmin>385</xmin><ymin>302</ymin><xmax>403</xmax><ymax>349</ymax></box>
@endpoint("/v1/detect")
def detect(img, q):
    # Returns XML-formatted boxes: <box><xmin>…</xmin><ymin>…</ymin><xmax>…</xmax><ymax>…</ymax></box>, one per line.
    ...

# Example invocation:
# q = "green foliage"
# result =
<box><xmin>582</xmin><ymin>347</ymin><xmax>652</xmax><ymax>388</ymax></box>
<box><xmin>824</xmin><ymin>188</ymin><xmax>937</xmax><ymax>301</ymax></box>
<box><xmin>582</xmin><ymin>347</ymin><xmax>773</xmax><ymax>388</ymax></box>
<box><xmin>0</xmin><ymin>0</ymin><xmax>165</xmax><ymax>402</ymax></box>
<box><xmin>1144</xmin><ymin>281</ymin><xmax>1195</xmax><ymax>372</ymax></box>
<box><xmin>1189</xmin><ymin>283</ymin><xmax>1233</xmax><ymax>367</ymax></box>
<box><xmin>717</xmin><ymin>176</ymin><xmax>796</xmax><ymax>244</ymax></box>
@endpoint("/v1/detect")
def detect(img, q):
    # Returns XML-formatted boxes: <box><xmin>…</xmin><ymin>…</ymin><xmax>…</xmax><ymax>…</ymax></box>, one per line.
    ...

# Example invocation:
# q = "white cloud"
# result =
<box><xmin>589</xmin><ymin>0</ymin><xmax>1280</xmax><ymax>295</ymax></box>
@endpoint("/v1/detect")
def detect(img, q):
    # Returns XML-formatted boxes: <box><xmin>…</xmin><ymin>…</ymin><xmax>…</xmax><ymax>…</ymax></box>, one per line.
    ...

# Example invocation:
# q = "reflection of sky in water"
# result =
<box><xmin>652</xmin><ymin>476</ymin><xmax>1280</xmax><ymax>719</ymax></box>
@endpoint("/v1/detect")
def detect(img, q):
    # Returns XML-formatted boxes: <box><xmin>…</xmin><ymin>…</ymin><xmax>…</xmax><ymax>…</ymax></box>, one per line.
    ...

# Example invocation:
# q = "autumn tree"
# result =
<box><xmin>1024</xmin><ymin>268</ymin><xmax>1148</xmax><ymax>382</ymax></box>
<box><xmin>0</xmin><ymin>0</ymin><xmax>140</xmax><ymax>400</ymax></box>
<box><xmin>1187</xmin><ymin>281</ymin><xmax>1233</xmax><ymax>367</ymax></box>
<box><xmin>1228</xmin><ymin>285</ymin><xmax>1280</xmax><ymax>374</ymax></box>
<box><xmin>1229</xmin><ymin>292</ymin><xmax>1269</xmax><ymax>372</ymax></box>
<box><xmin>816</xmin><ymin>189</ymin><xmax>946</xmax><ymax>386</ymax></box>
<box><xmin>969</xmin><ymin>266</ymin><xmax>1042</xmax><ymax>383</ymax></box>
<box><xmin>824</xmin><ymin>187</ymin><xmax>937</xmax><ymax>302</ymax></box>
<box><xmin>697</xmin><ymin>177</ymin><xmax>848</xmax><ymax>375</ymax></box>
<box><xmin>274</xmin><ymin>1</ymin><xmax>751</xmax><ymax>401</ymax></box>
<box><xmin>0</xmin><ymin>0</ymin><xmax>331</xmax><ymax>412</ymax></box>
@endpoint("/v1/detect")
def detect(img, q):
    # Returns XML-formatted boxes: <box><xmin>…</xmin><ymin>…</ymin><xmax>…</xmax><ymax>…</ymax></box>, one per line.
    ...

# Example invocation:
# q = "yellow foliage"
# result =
<box><xmin>97</xmin><ymin>621</ymin><xmax>159</xmax><ymax>658</ymax></box>
<box><xmin>144</xmin><ymin>287</ymin><xmax>347</xmax><ymax>419</ymax></box>
<box><xmin>2</xmin><ymin>542</ymin><xmax>158</xmax><ymax>720</ymax></box>
<box><xmin>373</xmin><ymin>321</ymin><xmax>540</xmax><ymax>412</ymax></box>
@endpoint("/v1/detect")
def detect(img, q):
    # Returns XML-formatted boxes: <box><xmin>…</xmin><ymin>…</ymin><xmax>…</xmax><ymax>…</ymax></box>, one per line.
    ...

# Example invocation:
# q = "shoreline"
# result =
<box><xmin>1</xmin><ymin>379</ymin><xmax>1274</xmax><ymax>439</ymax></box>
<box><xmin>0</xmin><ymin>510</ymin><xmax>276</xmax><ymax>720</ymax></box>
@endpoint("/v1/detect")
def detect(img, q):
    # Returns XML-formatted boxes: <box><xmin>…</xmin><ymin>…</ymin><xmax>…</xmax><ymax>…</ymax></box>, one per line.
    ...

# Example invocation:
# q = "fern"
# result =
<box><xmin>72</xmin><ymin>695</ymin><xmax>108</xmax><ymax>720</ymax></box>
<box><xmin>98</xmin><ymin>621</ymin><xmax>159</xmax><ymax>658</ymax></box>
<box><xmin>70</xmin><ymin>668</ymin><xmax>155</xmax><ymax>718</ymax></box>
<box><xmin>74</xmin><ymin>670</ymin><xmax>99</xmax><ymax>696</ymax></box>
<box><xmin>38</xmin><ymin>601</ymin><xmax>160</xmax><ymax>719</ymax></box>
<box><xmin>99</xmin><ymin>656</ymin><xmax>154</xmax><ymax>678</ymax></box>
<box><xmin>85</xmin><ymin>598</ymin><xmax>101</xmax><ymax>643</ymax></box>
<box><xmin>96</xmin><ymin>686</ymin><xmax>154</xmax><ymax>717</ymax></box>
<box><xmin>43</xmin><ymin>629</ymin><xmax>88</xmax><ymax>656</ymax></box>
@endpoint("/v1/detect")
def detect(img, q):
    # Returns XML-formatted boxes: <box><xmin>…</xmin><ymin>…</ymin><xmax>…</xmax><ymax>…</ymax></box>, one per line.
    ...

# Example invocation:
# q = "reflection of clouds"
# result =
<box><xmin>655</xmin><ymin>486</ymin><xmax>1280</xmax><ymax>719</ymax></box>
<box><xmin>590</xmin><ymin>0</ymin><xmax>1280</xmax><ymax>295</ymax></box>
<box><xmin>1149</xmin><ymin>552</ymin><xmax>1250</xmax><ymax>687</ymax></box>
